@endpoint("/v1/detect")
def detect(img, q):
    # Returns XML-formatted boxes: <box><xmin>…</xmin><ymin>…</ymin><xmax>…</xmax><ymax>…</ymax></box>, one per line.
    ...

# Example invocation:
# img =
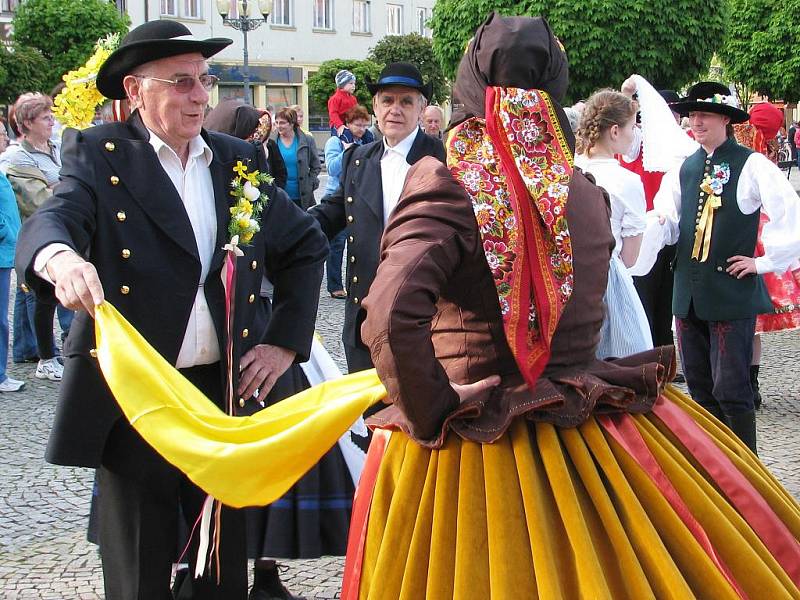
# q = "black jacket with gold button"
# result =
<box><xmin>309</xmin><ymin>128</ymin><xmax>445</xmax><ymax>352</ymax></box>
<box><xmin>15</xmin><ymin>112</ymin><xmax>328</xmax><ymax>468</ymax></box>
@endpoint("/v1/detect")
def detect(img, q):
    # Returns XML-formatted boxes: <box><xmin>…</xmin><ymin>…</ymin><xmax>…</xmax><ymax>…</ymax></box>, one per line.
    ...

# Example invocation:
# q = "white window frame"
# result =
<box><xmin>386</xmin><ymin>3</ymin><xmax>402</xmax><ymax>36</ymax></box>
<box><xmin>161</xmin><ymin>0</ymin><xmax>178</xmax><ymax>17</ymax></box>
<box><xmin>0</xmin><ymin>0</ymin><xmax>18</xmax><ymax>12</ymax></box>
<box><xmin>313</xmin><ymin>0</ymin><xmax>334</xmax><ymax>30</ymax></box>
<box><xmin>415</xmin><ymin>7</ymin><xmax>430</xmax><ymax>37</ymax></box>
<box><xmin>352</xmin><ymin>0</ymin><xmax>370</xmax><ymax>34</ymax></box>
<box><xmin>183</xmin><ymin>0</ymin><xmax>202</xmax><ymax>19</ymax></box>
<box><xmin>271</xmin><ymin>0</ymin><xmax>292</xmax><ymax>27</ymax></box>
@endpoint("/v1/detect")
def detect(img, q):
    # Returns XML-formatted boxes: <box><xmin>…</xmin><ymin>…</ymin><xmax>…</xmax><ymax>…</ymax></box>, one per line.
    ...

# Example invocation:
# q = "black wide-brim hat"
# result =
<box><xmin>97</xmin><ymin>20</ymin><xmax>232</xmax><ymax>100</ymax></box>
<box><xmin>366</xmin><ymin>62</ymin><xmax>432</xmax><ymax>100</ymax></box>
<box><xmin>671</xmin><ymin>81</ymin><xmax>749</xmax><ymax>124</ymax></box>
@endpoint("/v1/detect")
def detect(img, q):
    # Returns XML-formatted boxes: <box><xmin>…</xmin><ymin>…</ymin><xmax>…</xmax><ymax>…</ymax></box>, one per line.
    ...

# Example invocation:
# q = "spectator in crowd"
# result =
<box><xmin>323</xmin><ymin>104</ymin><xmax>373</xmax><ymax>299</ymax></box>
<box><xmin>788</xmin><ymin>120</ymin><xmax>798</xmax><ymax>162</ymax></box>
<box><xmin>287</xmin><ymin>104</ymin><xmax>307</xmax><ymax>132</ymax></box>
<box><xmin>0</xmin><ymin>93</ymin><xmax>70</xmax><ymax>381</ymax></box>
<box><xmin>328</xmin><ymin>70</ymin><xmax>357</xmax><ymax>137</ymax></box>
<box><xmin>422</xmin><ymin>105</ymin><xmax>444</xmax><ymax>139</ymax></box>
<box><xmin>0</xmin><ymin>168</ymin><xmax>24</xmax><ymax>392</ymax></box>
<box><xmin>274</xmin><ymin>107</ymin><xmax>320</xmax><ymax>209</ymax></box>
<box><xmin>204</xmin><ymin>98</ymin><xmax>287</xmax><ymax>189</ymax></box>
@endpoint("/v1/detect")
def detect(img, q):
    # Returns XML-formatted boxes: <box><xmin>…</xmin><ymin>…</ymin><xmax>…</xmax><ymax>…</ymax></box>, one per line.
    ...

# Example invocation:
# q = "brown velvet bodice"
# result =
<box><xmin>362</xmin><ymin>157</ymin><xmax>675</xmax><ymax>446</ymax></box>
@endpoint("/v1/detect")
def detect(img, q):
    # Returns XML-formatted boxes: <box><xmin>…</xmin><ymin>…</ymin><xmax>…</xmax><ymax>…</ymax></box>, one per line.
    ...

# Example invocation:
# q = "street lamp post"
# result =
<box><xmin>216</xmin><ymin>0</ymin><xmax>274</xmax><ymax>104</ymax></box>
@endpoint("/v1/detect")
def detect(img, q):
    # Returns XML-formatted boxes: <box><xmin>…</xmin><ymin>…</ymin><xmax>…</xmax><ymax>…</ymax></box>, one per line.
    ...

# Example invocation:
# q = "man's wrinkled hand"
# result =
<box><xmin>237</xmin><ymin>344</ymin><xmax>296</xmax><ymax>401</ymax></box>
<box><xmin>451</xmin><ymin>375</ymin><xmax>501</xmax><ymax>404</ymax></box>
<box><xmin>47</xmin><ymin>251</ymin><xmax>104</xmax><ymax>317</ymax></box>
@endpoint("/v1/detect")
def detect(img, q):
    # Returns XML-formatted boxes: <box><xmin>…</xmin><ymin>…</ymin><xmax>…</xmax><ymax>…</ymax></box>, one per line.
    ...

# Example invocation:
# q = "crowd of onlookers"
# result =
<box><xmin>0</xmin><ymin>72</ymin><xmax>447</xmax><ymax>393</ymax></box>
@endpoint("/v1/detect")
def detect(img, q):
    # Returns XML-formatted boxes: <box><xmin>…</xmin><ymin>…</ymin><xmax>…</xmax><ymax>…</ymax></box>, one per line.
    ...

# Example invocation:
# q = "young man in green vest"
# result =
<box><xmin>653</xmin><ymin>82</ymin><xmax>800</xmax><ymax>454</ymax></box>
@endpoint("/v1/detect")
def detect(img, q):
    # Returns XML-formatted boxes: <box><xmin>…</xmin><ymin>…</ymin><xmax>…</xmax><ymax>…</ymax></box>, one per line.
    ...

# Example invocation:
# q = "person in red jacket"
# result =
<box><xmin>328</xmin><ymin>69</ymin><xmax>357</xmax><ymax>137</ymax></box>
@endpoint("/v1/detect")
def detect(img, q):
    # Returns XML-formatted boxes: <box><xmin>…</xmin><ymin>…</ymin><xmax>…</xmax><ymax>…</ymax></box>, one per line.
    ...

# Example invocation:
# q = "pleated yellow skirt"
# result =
<box><xmin>352</xmin><ymin>387</ymin><xmax>800</xmax><ymax>600</ymax></box>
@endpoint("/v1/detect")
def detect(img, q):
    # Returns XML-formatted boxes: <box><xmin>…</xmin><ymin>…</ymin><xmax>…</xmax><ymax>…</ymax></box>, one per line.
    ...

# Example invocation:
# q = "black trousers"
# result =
<box><xmin>675</xmin><ymin>304</ymin><xmax>756</xmax><ymax>416</ymax></box>
<box><xmin>632</xmin><ymin>243</ymin><xmax>677</xmax><ymax>348</ymax></box>
<box><xmin>97</xmin><ymin>364</ymin><xmax>247</xmax><ymax>600</ymax></box>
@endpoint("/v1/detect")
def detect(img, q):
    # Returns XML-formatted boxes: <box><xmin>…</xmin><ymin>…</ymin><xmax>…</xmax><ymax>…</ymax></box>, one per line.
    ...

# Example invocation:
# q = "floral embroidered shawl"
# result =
<box><xmin>447</xmin><ymin>86</ymin><xmax>573</xmax><ymax>390</ymax></box>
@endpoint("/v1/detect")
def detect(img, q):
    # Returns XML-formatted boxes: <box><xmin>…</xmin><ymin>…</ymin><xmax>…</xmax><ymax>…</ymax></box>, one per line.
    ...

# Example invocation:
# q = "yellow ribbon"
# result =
<box><xmin>691</xmin><ymin>194</ymin><xmax>721</xmax><ymax>262</ymax></box>
<box><xmin>94</xmin><ymin>302</ymin><xmax>386</xmax><ymax>508</ymax></box>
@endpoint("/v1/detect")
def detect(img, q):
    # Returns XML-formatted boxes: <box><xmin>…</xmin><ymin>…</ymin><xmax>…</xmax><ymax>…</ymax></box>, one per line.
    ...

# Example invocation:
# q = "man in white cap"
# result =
<box><xmin>16</xmin><ymin>20</ymin><xmax>326</xmax><ymax>599</ymax></box>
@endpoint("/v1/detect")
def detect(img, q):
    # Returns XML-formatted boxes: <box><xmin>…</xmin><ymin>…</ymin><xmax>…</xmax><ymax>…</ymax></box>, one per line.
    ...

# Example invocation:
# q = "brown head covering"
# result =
<box><xmin>451</xmin><ymin>12</ymin><xmax>569</xmax><ymax>128</ymax></box>
<box><xmin>204</xmin><ymin>98</ymin><xmax>263</xmax><ymax>140</ymax></box>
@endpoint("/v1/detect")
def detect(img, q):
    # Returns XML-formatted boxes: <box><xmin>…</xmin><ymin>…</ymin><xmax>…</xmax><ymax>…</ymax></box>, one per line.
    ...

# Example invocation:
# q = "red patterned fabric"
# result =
<box><xmin>755</xmin><ymin>213</ymin><xmax>800</xmax><ymax>332</ymax></box>
<box><xmin>446</xmin><ymin>86</ymin><xmax>574</xmax><ymax>390</ymax></box>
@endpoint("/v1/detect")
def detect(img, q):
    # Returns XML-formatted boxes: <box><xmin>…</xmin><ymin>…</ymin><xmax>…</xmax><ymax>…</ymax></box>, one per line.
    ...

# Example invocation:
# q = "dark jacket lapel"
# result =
<box><xmin>360</xmin><ymin>141</ymin><xmax>385</xmax><ymax>222</ymax></box>
<box><xmin>104</xmin><ymin>113</ymin><xmax>200</xmax><ymax>262</ymax></box>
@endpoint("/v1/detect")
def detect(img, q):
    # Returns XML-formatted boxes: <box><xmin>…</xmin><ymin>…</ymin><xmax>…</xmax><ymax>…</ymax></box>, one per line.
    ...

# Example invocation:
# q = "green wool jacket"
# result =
<box><xmin>673</xmin><ymin>138</ymin><xmax>772</xmax><ymax>321</ymax></box>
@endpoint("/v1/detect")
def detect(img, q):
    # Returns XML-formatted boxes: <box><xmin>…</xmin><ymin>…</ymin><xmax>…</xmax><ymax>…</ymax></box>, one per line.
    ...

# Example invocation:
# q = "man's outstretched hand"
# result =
<box><xmin>46</xmin><ymin>250</ymin><xmax>104</xmax><ymax>317</ymax></box>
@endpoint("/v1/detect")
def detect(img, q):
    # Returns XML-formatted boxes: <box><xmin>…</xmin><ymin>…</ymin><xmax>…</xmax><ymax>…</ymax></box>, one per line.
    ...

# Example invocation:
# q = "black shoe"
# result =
<box><xmin>249</xmin><ymin>559</ymin><xmax>306</xmax><ymax>600</ymax></box>
<box><xmin>172</xmin><ymin>567</ymin><xmax>189</xmax><ymax>600</ymax></box>
<box><xmin>750</xmin><ymin>365</ymin><xmax>762</xmax><ymax>410</ymax></box>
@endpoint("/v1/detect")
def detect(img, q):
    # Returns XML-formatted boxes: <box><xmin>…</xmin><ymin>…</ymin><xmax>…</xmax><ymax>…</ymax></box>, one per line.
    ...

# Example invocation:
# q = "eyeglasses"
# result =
<box><xmin>135</xmin><ymin>74</ymin><xmax>219</xmax><ymax>93</ymax></box>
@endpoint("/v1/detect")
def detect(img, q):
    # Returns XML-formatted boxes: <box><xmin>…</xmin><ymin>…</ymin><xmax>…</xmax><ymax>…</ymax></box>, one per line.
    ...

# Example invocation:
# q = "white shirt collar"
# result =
<box><xmin>382</xmin><ymin>127</ymin><xmax>418</xmax><ymax>161</ymax></box>
<box><xmin>146</xmin><ymin>128</ymin><xmax>213</xmax><ymax>167</ymax></box>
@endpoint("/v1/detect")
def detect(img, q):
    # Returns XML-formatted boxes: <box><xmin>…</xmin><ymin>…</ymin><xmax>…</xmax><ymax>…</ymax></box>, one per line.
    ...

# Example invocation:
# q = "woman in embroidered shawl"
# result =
<box><xmin>340</xmin><ymin>12</ymin><xmax>800</xmax><ymax>600</ymax></box>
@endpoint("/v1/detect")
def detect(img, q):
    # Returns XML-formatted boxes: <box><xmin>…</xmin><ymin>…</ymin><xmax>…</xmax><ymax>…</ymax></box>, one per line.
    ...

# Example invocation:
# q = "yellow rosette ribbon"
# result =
<box><xmin>691</xmin><ymin>193</ymin><xmax>722</xmax><ymax>262</ymax></box>
<box><xmin>94</xmin><ymin>301</ymin><xmax>385</xmax><ymax>508</ymax></box>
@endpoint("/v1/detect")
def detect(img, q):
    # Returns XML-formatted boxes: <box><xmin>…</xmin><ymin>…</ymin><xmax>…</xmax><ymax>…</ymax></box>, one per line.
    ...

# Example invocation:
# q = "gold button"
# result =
<box><xmin>20</xmin><ymin>283</ymin><xmax>30</xmax><ymax>293</ymax></box>
<box><xmin>105</xmin><ymin>141</ymin><xmax>115</xmax><ymax>152</ymax></box>
<box><xmin>117</xmin><ymin>211</ymin><xmax>126</xmax><ymax>222</ymax></box>
<box><xmin>248</xmin><ymin>294</ymin><xmax>255</xmax><ymax>303</ymax></box>
<box><xmin>89</xmin><ymin>348</ymin><xmax>98</xmax><ymax>358</ymax></box>
<box><xmin>120</xmin><ymin>285</ymin><xmax>130</xmax><ymax>294</ymax></box>
<box><xmin>110</xmin><ymin>175</ymin><xmax>119</xmax><ymax>186</ymax></box>
<box><xmin>250</xmin><ymin>260</ymin><xmax>257</xmax><ymax>270</ymax></box>
<box><xmin>346</xmin><ymin>196</ymin><xmax>353</xmax><ymax>203</ymax></box>
<box><xmin>352</xmin><ymin>275</ymin><xmax>358</xmax><ymax>283</ymax></box>
<box><xmin>121</xmin><ymin>248</ymin><xmax>131</xmax><ymax>259</ymax></box>
<box><xmin>347</xmin><ymin>215</ymin><xmax>354</xmax><ymax>223</ymax></box>
<box><xmin>239</xmin><ymin>398</ymin><xmax>245</xmax><ymax>408</ymax></box>
<box><xmin>242</xmin><ymin>328</ymin><xmax>249</xmax><ymax>338</ymax></box>
<box><xmin>350</xmin><ymin>255</ymin><xmax>356</xmax><ymax>263</ymax></box>
<box><xmin>348</xmin><ymin>235</ymin><xmax>354</xmax><ymax>243</ymax></box>
<box><xmin>355</xmin><ymin>159</ymin><xmax>360</xmax><ymax>166</ymax></box>
<box><xmin>353</xmin><ymin>297</ymin><xmax>360</xmax><ymax>304</ymax></box>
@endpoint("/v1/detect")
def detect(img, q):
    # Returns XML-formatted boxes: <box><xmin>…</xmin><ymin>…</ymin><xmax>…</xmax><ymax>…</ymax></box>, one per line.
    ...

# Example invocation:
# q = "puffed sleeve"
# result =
<box><xmin>361</xmin><ymin>158</ymin><xmax>477</xmax><ymax>441</ymax></box>
<box><xmin>618</xmin><ymin>175</ymin><xmax>647</xmax><ymax>237</ymax></box>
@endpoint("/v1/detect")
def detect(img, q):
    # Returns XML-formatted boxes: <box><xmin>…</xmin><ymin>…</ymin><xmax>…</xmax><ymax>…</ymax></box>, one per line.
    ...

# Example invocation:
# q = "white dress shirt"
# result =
<box><xmin>35</xmin><ymin>129</ymin><xmax>221</xmax><ymax>368</ymax></box>
<box><xmin>653</xmin><ymin>151</ymin><xmax>800</xmax><ymax>274</ymax></box>
<box><xmin>380</xmin><ymin>128</ymin><xmax>417</xmax><ymax>226</ymax></box>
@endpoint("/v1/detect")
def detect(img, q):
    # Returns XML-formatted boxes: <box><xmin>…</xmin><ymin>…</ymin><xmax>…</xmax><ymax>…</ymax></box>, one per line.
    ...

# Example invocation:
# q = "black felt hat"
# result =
<box><xmin>671</xmin><ymin>81</ymin><xmax>749</xmax><ymax>123</ymax></box>
<box><xmin>96</xmin><ymin>21</ymin><xmax>232</xmax><ymax>100</ymax></box>
<box><xmin>366</xmin><ymin>62</ymin><xmax>432</xmax><ymax>100</ymax></box>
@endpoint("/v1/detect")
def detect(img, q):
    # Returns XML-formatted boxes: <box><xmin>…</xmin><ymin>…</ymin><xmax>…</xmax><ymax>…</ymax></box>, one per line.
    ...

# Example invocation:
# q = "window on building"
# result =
<box><xmin>114</xmin><ymin>0</ymin><xmax>127</xmax><ymax>14</ymax></box>
<box><xmin>183</xmin><ymin>0</ymin><xmax>201</xmax><ymax>18</ymax></box>
<box><xmin>161</xmin><ymin>0</ymin><xmax>177</xmax><ymax>17</ymax></box>
<box><xmin>415</xmin><ymin>7</ymin><xmax>430</xmax><ymax>37</ymax></box>
<box><xmin>313</xmin><ymin>0</ymin><xmax>334</xmax><ymax>30</ymax></box>
<box><xmin>271</xmin><ymin>0</ymin><xmax>292</xmax><ymax>26</ymax></box>
<box><xmin>386</xmin><ymin>3</ymin><xmax>402</xmax><ymax>35</ymax></box>
<box><xmin>1</xmin><ymin>0</ymin><xmax>19</xmax><ymax>11</ymax></box>
<box><xmin>352</xmin><ymin>0</ymin><xmax>370</xmax><ymax>33</ymax></box>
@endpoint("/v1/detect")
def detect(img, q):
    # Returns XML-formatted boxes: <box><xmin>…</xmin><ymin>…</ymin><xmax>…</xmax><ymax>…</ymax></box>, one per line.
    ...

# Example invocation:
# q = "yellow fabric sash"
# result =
<box><xmin>691</xmin><ymin>194</ymin><xmax>721</xmax><ymax>262</ymax></box>
<box><xmin>94</xmin><ymin>302</ymin><xmax>385</xmax><ymax>508</ymax></box>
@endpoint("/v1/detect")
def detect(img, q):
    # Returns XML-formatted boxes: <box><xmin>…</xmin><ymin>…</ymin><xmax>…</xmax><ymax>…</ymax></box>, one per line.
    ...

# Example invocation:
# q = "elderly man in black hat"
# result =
<box><xmin>15</xmin><ymin>21</ymin><xmax>327</xmax><ymax>600</ymax></box>
<box><xmin>652</xmin><ymin>81</ymin><xmax>800</xmax><ymax>453</ymax></box>
<box><xmin>310</xmin><ymin>63</ymin><xmax>446</xmax><ymax>377</ymax></box>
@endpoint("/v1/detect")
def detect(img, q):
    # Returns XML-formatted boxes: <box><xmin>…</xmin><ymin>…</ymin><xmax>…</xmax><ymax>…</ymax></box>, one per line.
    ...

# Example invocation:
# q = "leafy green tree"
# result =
<box><xmin>368</xmin><ymin>33</ymin><xmax>448</xmax><ymax>104</ymax></box>
<box><xmin>307</xmin><ymin>59</ymin><xmax>382</xmax><ymax>112</ymax></box>
<box><xmin>719</xmin><ymin>0</ymin><xmax>800</xmax><ymax>102</ymax></box>
<box><xmin>0</xmin><ymin>44</ymin><xmax>50</xmax><ymax>104</ymax></box>
<box><xmin>13</xmin><ymin>0</ymin><xmax>129</xmax><ymax>92</ymax></box>
<box><xmin>430</xmin><ymin>1</ymin><xmax>725</xmax><ymax>102</ymax></box>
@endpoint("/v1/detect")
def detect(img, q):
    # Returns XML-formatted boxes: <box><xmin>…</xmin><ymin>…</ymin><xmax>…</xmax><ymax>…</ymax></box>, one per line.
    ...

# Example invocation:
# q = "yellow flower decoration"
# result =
<box><xmin>227</xmin><ymin>160</ymin><xmax>273</xmax><ymax>247</ymax></box>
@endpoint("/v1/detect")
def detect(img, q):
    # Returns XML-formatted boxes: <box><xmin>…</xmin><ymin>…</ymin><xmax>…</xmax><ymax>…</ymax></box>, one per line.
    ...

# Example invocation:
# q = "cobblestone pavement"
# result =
<box><xmin>2</xmin><ymin>176</ymin><xmax>800</xmax><ymax>598</ymax></box>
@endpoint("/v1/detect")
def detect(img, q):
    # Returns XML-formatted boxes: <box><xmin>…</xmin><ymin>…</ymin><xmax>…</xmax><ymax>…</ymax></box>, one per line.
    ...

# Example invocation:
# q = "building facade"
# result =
<box><xmin>126</xmin><ymin>0</ymin><xmax>435</xmax><ymax>134</ymax></box>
